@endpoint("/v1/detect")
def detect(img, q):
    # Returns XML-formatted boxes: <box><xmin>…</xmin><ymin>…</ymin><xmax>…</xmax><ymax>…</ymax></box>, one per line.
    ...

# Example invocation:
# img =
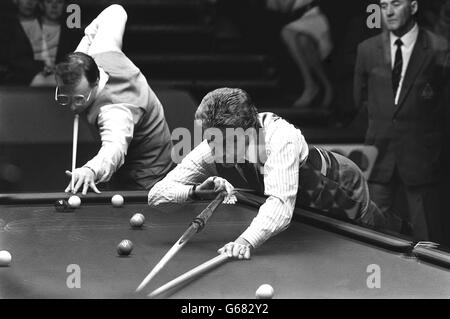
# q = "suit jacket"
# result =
<box><xmin>354</xmin><ymin>27</ymin><xmax>450</xmax><ymax>186</ymax></box>
<box><xmin>0</xmin><ymin>14</ymin><xmax>81</xmax><ymax>85</ymax></box>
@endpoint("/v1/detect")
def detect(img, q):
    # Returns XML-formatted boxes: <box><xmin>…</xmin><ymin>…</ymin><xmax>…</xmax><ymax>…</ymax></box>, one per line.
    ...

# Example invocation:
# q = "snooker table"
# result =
<box><xmin>0</xmin><ymin>191</ymin><xmax>449</xmax><ymax>299</ymax></box>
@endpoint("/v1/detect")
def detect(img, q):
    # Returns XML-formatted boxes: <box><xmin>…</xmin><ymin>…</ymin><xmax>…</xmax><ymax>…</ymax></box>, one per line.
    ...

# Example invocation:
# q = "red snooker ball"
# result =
<box><xmin>130</xmin><ymin>213</ymin><xmax>145</xmax><ymax>228</ymax></box>
<box><xmin>117</xmin><ymin>239</ymin><xmax>133</xmax><ymax>256</ymax></box>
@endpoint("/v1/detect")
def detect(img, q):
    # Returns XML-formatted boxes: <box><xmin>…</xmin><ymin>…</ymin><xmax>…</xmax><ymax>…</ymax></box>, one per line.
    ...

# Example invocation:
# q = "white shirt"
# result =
<box><xmin>77</xmin><ymin>6</ymin><xmax>142</xmax><ymax>182</ymax></box>
<box><xmin>84</xmin><ymin>68</ymin><xmax>143</xmax><ymax>183</ymax></box>
<box><xmin>390</xmin><ymin>23</ymin><xmax>419</xmax><ymax>104</ymax></box>
<box><xmin>147</xmin><ymin>113</ymin><xmax>309</xmax><ymax>248</ymax></box>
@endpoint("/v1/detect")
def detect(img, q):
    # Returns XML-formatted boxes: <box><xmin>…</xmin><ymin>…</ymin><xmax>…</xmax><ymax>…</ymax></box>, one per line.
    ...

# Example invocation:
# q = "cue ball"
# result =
<box><xmin>0</xmin><ymin>250</ymin><xmax>12</xmax><ymax>267</ymax></box>
<box><xmin>255</xmin><ymin>284</ymin><xmax>274</xmax><ymax>299</ymax></box>
<box><xmin>117</xmin><ymin>239</ymin><xmax>133</xmax><ymax>256</ymax></box>
<box><xmin>130</xmin><ymin>213</ymin><xmax>145</xmax><ymax>228</ymax></box>
<box><xmin>68</xmin><ymin>195</ymin><xmax>81</xmax><ymax>208</ymax></box>
<box><xmin>111</xmin><ymin>194</ymin><xmax>124</xmax><ymax>207</ymax></box>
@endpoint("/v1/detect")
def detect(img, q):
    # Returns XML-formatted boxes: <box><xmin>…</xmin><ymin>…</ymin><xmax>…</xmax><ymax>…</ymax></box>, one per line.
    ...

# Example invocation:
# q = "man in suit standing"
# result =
<box><xmin>354</xmin><ymin>0</ymin><xmax>449</xmax><ymax>243</ymax></box>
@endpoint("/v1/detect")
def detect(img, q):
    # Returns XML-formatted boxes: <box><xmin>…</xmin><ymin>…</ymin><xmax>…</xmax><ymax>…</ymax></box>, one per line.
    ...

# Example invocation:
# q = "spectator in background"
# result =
<box><xmin>0</xmin><ymin>0</ymin><xmax>80</xmax><ymax>86</ymax></box>
<box><xmin>31</xmin><ymin>0</ymin><xmax>81</xmax><ymax>86</ymax></box>
<box><xmin>0</xmin><ymin>0</ymin><xmax>42</xmax><ymax>84</ymax></box>
<box><xmin>267</xmin><ymin>0</ymin><xmax>333</xmax><ymax>109</ymax></box>
<box><xmin>354</xmin><ymin>0</ymin><xmax>449</xmax><ymax>243</ymax></box>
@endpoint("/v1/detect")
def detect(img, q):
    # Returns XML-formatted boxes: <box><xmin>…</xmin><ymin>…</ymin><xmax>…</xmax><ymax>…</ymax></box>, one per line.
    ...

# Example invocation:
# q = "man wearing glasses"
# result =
<box><xmin>54</xmin><ymin>5</ymin><xmax>174</xmax><ymax>194</ymax></box>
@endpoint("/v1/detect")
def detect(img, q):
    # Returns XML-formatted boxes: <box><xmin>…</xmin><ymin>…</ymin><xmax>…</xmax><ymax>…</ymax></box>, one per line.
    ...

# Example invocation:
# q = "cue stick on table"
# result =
<box><xmin>71</xmin><ymin>114</ymin><xmax>79</xmax><ymax>193</ymax></box>
<box><xmin>135</xmin><ymin>191</ymin><xmax>227</xmax><ymax>293</ymax></box>
<box><xmin>148</xmin><ymin>253</ymin><xmax>230</xmax><ymax>299</ymax></box>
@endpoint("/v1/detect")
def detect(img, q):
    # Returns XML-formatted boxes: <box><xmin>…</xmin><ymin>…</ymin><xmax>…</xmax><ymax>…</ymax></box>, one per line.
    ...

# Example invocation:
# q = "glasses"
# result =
<box><xmin>54</xmin><ymin>87</ymin><xmax>93</xmax><ymax>107</ymax></box>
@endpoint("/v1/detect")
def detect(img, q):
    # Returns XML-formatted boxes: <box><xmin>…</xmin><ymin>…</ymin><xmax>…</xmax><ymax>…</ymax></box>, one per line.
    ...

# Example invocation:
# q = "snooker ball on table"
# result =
<box><xmin>130</xmin><ymin>213</ymin><xmax>145</xmax><ymax>228</ymax></box>
<box><xmin>0</xmin><ymin>250</ymin><xmax>12</xmax><ymax>267</ymax></box>
<box><xmin>111</xmin><ymin>194</ymin><xmax>124</xmax><ymax>207</ymax></box>
<box><xmin>117</xmin><ymin>239</ymin><xmax>133</xmax><ymax>256</ymax></box>
<box><xmin>68</xmin><ymin>195</ymin><xmax>81</xmax><ymax>208</ymax></box>
<box><xmin>54</xmin><ymin>199</ymin><xmax>72</xmax><ymax>212</ymax></box>
<box><xmin>255</xmin><ymin>284</ymin><xmax>274</xmax><ymax>299</ymax></box>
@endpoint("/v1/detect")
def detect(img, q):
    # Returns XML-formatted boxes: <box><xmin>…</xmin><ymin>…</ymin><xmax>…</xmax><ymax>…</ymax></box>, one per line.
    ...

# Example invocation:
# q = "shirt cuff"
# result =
<box><xmin>239</xmin><ymin>226</ymin><xmax>268</xmax><ymax>249</ymax></box>
<box><xmin>84</xmin><ymin>158</ymin><xmax>103</xmax><ymax>180</ymax></box>
<box><xmin>176</xmin><ymin>185</ymin><xmax>193</xmax><ymax>202</ymax></box>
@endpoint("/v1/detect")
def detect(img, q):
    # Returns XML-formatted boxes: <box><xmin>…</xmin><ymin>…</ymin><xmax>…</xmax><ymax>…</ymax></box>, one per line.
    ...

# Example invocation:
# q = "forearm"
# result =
<box><xmin>84</xmin><ymin>142</ymin><xmax>126</xmax><ymax>183</ymax></box>
<box><xmin>147</xmin><ymin>179</ymin><xmax>195</xmax><ymax>206</ymax></box>
<box><xmin>147</xmin><ymin>164</ymin><xmax>212</xmax><ymax>205</ymax></box>
<box><xmin>148</xmin><ymin>140</ymin><xmax>216</xmax><ymax>206</ymax></box>
<box><xmin>86</xmin><ymin>104</ymin><xmax>137</xmax><ymax>183</ymax></box>
<box><xmin>239</xmin><ymin>196</ymin><xmax>294</xmax><ymax>248</ymax></box>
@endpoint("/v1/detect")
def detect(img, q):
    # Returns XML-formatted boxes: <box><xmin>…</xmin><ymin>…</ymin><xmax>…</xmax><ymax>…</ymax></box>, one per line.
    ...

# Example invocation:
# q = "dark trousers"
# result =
<box><xmin>369</xmin><ymin>167</ymin><xmax>444</xmax><ymax>242</ymax></box>
<box><xmin>296</xmin><ymin>147</ymin><xmax>386</xmax><ymax>229</ymax></box>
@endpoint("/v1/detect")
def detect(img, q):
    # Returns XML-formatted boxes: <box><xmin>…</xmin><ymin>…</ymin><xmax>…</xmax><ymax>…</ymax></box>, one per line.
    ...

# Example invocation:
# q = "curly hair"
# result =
<box><xmin>195</xmin><ymin>88</ymin><xmax>260</xmax><ymax>130</ymax></box>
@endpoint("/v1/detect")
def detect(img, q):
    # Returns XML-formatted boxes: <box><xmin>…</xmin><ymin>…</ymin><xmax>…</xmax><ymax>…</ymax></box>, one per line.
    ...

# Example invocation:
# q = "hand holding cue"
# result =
<box><xmin>135</xmin><ymin>191</ymin><xmax>227</xmax><ymax>293</ymax></box>
<box><xmin>195</xmin><ymin>189</ymin><xmax>265</xmax><ymax>208</ymax></box>
<box><xmin>71</xmin><ymin>114</ymin><xmax>79</xmax><ymax>193</ymax></box>
<box><xmin>148</xmin><ymin>253</ymin><xmax>230</xmax><ymax>299</ymax></box>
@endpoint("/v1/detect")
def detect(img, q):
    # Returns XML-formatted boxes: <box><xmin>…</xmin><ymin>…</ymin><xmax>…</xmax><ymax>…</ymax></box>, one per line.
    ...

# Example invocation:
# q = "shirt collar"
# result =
<box><xmin>390</xmin><ymin>23</ymin><xmax>419</xmax><ymax>49</ymax></box>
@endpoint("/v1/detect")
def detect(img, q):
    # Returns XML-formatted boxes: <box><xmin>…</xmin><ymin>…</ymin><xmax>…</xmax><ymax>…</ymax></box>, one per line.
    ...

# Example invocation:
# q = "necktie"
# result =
<box><xmin>392</xmin><ymin>38</ymin><xmax>403</xmax><ymax>99</ymax></box>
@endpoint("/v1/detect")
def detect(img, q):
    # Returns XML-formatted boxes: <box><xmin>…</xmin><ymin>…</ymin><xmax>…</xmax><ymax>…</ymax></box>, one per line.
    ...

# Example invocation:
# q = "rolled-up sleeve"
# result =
<box><xmin>148</xmin><ymin>140</ymin><xmax>217</xmax><ymax>205</ymax></box>
<box><xmin>84</xmin><ymin>104</ymin><xmax>142</xmax><ymax>183</ymax></box>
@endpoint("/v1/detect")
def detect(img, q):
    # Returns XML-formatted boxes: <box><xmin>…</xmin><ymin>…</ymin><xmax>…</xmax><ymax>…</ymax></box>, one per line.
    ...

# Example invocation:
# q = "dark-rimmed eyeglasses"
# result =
<box><xmin>54</xmin><ymin>86</ymin><xmax>93</xmax><ymax>107</ymax></box>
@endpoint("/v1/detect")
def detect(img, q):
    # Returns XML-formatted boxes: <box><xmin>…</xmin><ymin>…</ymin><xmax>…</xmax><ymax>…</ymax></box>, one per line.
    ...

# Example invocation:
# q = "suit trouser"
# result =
<box><xmin>369</xmin><ymin>167</ymin><xmax>443</xmax><ymax>242</ymax></box>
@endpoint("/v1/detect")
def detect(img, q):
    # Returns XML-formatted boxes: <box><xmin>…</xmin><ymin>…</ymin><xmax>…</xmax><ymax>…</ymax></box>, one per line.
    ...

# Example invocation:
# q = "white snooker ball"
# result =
<box><xmin>255</xmin><ymin>284</ymin><xmax>274</xmax><ymax>299</ymax></box>
<box><xmin>130</xmin><ymin>213</ymin><xmax>145</xmax><ymax>228</ymax></box>
<box><xmin>0</xmin><ymin>250</ymin><xmax>12</xmax><ymax>267</ymax></box>
<box><xmin>111</xmin><ymin>194</ymin><xmax>124</xmax><ymax>207</ymax></box>
<box><xmin>68</xmin><ymin>195</ymin><xmax>81</xmax><ymax>208</ymax></box>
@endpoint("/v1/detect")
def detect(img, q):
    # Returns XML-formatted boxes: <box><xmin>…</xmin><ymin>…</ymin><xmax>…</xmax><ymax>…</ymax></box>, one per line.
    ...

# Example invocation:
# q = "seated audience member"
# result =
<box><xmin>267</xmin><ymin>0</ymin><xmax>333</xmax><ymax>109</ymax></box>
<box><xmin>0</xmin><ymin>0</ymin><xmax>80</xmax><ymax>86</ymax></box>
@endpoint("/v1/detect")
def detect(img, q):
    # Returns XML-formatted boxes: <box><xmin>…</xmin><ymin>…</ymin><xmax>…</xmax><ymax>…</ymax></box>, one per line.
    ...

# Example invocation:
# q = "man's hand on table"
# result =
<box><xmin>218</xmin><ymin>237</ymin><xmax>253</xmax><ymax>260</ymax></box>
<box><xmin>193</xmin><ymin>176</ymin><xmax>237</xmax><ymax>204</ymax></box>
<box><xmin>65</xmin><ymin>167</ymin><xmax>101</xmax><ymax>195</ymax></box>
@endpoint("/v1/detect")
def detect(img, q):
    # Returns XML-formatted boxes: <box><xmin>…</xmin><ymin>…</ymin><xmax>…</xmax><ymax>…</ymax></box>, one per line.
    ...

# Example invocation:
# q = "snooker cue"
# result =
<box><xmin>135</xmin><ymin>191</ymin><xmax>227</xmax><ymax>293</ymax></box>
<box><xmin>148</xmin><ymin>254</ymin><xmax>230</xmax><ymax>298</ymax></box>
<box><xmin>71</xmin><ymin>114</ymin><xmax>79</xmax><ymax>192</ymax></box>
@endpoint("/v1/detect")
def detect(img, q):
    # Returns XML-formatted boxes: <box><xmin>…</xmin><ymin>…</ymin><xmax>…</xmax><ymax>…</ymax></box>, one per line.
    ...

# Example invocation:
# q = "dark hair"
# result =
<box><xmin>55</xmin><ymin>52</ymin><xmax>99</xmax><ymax>86</ymax></box>
<box><xmin>195</xmin><ymin>88</ymin><xmax>259</xmax><ymax>130</ymax></box>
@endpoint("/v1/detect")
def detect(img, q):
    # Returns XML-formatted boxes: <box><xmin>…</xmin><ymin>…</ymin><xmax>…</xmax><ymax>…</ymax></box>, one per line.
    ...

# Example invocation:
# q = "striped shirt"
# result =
<box><xmin>147</xmin><ymin>112</ymin><xmax>309</xmax><ymax>248</ymax></box>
